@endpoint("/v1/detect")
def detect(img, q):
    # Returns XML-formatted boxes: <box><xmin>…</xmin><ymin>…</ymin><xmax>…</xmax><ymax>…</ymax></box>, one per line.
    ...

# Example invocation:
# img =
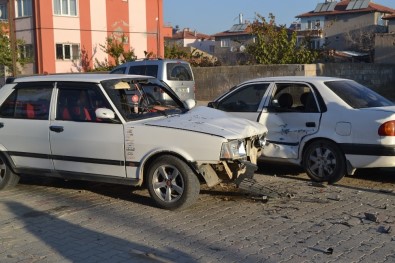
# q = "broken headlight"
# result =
<box><xmin>220</xmin><ymin>140</ymin><xmax>246</xmax><ymax>160</ymax></box>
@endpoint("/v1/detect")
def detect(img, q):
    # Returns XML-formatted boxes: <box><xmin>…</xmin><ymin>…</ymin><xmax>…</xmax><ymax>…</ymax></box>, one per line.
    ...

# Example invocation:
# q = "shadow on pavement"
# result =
<box><xmin>19</xmin><ymin>175</ymin><xmax>156</xmax><ymax>208</ymax></box>
<box><xmin>4</xmin><ymin>201</ymin><xmax>195</xmax><ymax>262</ymax></box>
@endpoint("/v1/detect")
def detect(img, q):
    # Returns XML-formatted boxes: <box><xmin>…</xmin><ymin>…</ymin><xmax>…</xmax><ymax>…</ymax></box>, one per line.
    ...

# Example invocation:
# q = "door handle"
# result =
<box><xmin>306</xmin><ymin>122</ymin><xmax>316</xmax><ymax>127</ymax></box>
<box><xmin>0</xmin><ymin>122</ymin><xmax>3</xmax><ymax>128</ymax></box>
<box><xmin>49</xmin><ymin>126</ymin><xmax>64</xmax><ymax>133</ymax></box>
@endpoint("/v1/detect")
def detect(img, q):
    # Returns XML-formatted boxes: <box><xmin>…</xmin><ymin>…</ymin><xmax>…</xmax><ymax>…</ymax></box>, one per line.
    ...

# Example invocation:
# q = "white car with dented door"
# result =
<box><xmin>209</xmin><ymin>76</ymin><xmax>395</xmax><ymax>183</ymax></box>
<box><xmin>0</xmin><ymin>74</ymin><xmax>266</xmax><ymax>210</ymax></box>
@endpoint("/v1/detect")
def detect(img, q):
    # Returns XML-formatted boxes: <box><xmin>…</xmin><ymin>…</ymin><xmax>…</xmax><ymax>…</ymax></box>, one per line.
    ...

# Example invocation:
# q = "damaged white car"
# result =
<box><xmin>0</xmin><ymin>74</ymin><xmax>266</xmax><ymax>210</ymax></box>
<box><xmin>209</xmin><ymin>76</ymin><xmax>395</xmax><ymax>184</ymax></box>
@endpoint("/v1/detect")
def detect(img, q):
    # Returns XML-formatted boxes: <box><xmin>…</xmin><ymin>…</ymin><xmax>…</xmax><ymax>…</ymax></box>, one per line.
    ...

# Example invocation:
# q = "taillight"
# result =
<box><xmin>378</xmin><ymin>121</ymin><xmax>395</xmax><ymax>136</ymax></box>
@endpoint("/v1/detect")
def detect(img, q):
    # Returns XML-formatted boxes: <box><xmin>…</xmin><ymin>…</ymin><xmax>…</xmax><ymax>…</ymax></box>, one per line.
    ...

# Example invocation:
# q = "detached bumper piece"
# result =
<box><xmin>234</xmin><ymin>160</ymin><xmax>258</xmax><ymax>186</ymax></box>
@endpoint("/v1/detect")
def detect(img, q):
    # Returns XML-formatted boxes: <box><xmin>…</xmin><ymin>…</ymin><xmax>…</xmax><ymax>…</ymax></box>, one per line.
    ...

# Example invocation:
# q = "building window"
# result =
<box><xmin>307</xmin><ymin>20</ymin><xmax>312</xmax><ymax>30</ymax></box>
<box><xmin>18</xmin><ymin>44</ymin><xmax>34</xmax><ymax>60</ymax></box>
<box><xmin>221</xmin><ymin>38</ymin><xmax>230</xmax><ymax>48</ymax></box>
<box><xmin>53</xmin><ymin>0</ymin><xmax>77</xmax><ymax>16</ymax></box>
<box><xmin>56</xmin><ymin>43</ymin><xmax>80</xmax><ymax>60</ymax></box>
<box><xmin>16</xmin><ymin>0</ymin><xmax>32</xmax><ymax>17</ymax></box>
<box><xmin>0</xmin><ymin>4</ymin><xmax>8</xmax><ymax>20</ymax></box>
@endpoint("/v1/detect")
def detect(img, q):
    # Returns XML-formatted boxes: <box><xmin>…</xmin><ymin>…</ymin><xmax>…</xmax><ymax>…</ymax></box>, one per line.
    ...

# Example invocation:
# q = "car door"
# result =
<box><xmin>215</xmin><ymin>82</ymin><xmax>271</xmax><ymax>121</ymax></box>
<box><xmin>0</xmin><ymin>82</ymin><xmax>54</xmax><ymax>171</ymax></box>
<box><xmin>259</xmin><ymin>82</ymin><xmax>322</xmax><ymax>159</ymax></box>
<box><xmin>49</xmin><ymin>82</ymin><xmax>126</xmax><ymax>177</ymax></box>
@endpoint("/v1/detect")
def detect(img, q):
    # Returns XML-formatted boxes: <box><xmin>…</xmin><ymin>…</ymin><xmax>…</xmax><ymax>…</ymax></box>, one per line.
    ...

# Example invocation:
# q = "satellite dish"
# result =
<box><xmin>230</xmin><ymin>46</ymin><xmax>236</xmax><ymax>52</ymax></box>
<box><xmin>239</xmin><ymin>45</ymin><xmax>246</xmax><ymax>52</ymax></box>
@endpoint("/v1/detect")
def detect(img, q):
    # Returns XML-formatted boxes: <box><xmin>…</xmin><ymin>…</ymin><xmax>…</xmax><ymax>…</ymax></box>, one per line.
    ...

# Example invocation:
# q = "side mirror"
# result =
<box><xmin>184</xmin><ymin>99</ymin><xmax>196</xmax><ymax>110</ymax></box>
<box><xmin>207</xmin><ymin>101</ymin><xmax>218</xmax><ymax>109</ymax></box>
<box><xmin>95</xmin><ymin>108</ymin><xmax>115</xmax><ymax>119</ymax></box>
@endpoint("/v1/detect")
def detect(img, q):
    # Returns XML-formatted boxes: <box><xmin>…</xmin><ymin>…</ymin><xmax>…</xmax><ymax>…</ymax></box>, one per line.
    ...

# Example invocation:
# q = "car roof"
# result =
<box><xmin>118</xmin><ymin>59</ymin><xmax>189</xmax><ymax>66</ymax></box>
<box><xmin>12</xmin><ymin>73</ymin><xmax>154</xmax><ymax>83</ymax></box>
<box><xmin>241</xmin><ymin>76</ymin><xmax>349</xmax><ymax>84</ymax></box>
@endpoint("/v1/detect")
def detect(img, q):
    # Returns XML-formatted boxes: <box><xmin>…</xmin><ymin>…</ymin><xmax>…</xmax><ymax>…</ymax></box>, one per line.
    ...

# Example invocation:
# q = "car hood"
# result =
<box><xmin>144</xmin><ymin>106</ymin><xmax>267</xmax><ymax>140</ymax></box>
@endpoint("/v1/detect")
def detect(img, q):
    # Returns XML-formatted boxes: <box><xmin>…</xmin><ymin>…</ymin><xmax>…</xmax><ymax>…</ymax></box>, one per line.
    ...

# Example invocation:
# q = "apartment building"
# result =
<box><xmin>296</xmin><ymin>0</ymin><xmax>394</xmax><ymax>52</ymax></box>
<box><xmin>1</xmin><ymin>0</ymin><xmax>170</xmax><ymax>75</ymax></box>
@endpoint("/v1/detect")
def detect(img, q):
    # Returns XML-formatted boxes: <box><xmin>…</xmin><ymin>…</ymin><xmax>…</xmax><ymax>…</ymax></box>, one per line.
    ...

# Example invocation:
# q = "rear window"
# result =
<box><xmin>325</xmin><ymin>80</ymin><xmax>394</xmax><ymax>108</ymax></box>
<box><xmin>166</xmin><ymin>63</ymin><xmax>193</xmax><ymax>81</ymax></box>
<box><xmin>128</xmin><ymin>65</ymin><xmax>158</xmax><ymax>78</ymax></box>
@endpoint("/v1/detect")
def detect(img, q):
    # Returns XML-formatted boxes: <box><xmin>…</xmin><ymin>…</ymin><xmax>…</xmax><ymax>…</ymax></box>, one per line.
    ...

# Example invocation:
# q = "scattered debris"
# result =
<box><xmin>364</xmin><ymin>212</ymin><xmax>380</xmax><ymax>223</ymax></box>
<box><xmin>378</xmin><ymin>225</ymin><xmax>392</xmax><ymax>234</ymax></box>
<box><xmin>324</xmin><ymin>247</ymin><xmax>334</xmax><ymax>255</ymax></box>
<box><xmin>238</xmin><ymin>178</ymin><xmax>282</xmax><ymax>199</ymax></box>
<box><xmin>250</xmin><ymin>195</ymin><xmax>269</xmax><ymax>203</ymax></box>
<box><xmin>327</xmin><ymin>194</ymin><xmax>341</xmax><ymax>201</ymax></box>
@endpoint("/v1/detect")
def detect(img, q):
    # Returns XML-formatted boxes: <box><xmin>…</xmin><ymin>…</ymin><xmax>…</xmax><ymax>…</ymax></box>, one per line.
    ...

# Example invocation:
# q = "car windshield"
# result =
<box><xmin>101</xmin><ymin>79</ymin><xmax>186</xmax><ymax>121</ymax></box>
<box><xmin>325</xmin><ymin>80</ymin><xmax>394</xmax><ymax>109</ymax></box>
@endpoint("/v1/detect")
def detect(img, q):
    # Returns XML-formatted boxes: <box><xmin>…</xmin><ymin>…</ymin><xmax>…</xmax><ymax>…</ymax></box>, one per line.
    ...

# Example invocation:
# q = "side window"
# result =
<box><xmin>111</xmin><ymin>67</ymin><xmax>126</xmax><ymax>74</ymax></box>
<box><xmin>270</xmin><ymin>83</ymin><xmax>318</xmax><ymax>113</ymax></box>
<box><xmin>56</xmin><ymin>85</ymin><xmax>112</xmax><ymax>122</ymax></box>
<box><xmin>128</xmin><ymin>65</ymin><xmax>158</xmax><ymax>78</ymax></box>
<box><xmin>0</xmin><ymin>86</ymin><xmax>52</xmax><ymax>120</ymax></box>
<box><xmin>217</xmin><ymin>84</ymin><xmax>269</xmax><ymax>112</ymax></box>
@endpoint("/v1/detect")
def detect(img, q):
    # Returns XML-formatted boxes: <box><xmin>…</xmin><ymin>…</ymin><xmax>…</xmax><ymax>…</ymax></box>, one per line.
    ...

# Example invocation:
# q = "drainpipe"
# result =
<box><xmin>8</xmin><ymin>0</ymin><xmax>17</xmax><ymax>76</ymax></box>
<box><xmin>32</xmin><ymin>0</ymin><xmax>43</xmax><ymax>74</ymax></box>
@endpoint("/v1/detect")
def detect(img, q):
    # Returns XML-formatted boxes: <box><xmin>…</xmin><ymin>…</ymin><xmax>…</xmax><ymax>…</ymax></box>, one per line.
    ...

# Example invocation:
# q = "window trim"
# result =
<box><xmin>53</xmin><ymin>0</ymin><xmax>78</xmax><ymax>16</ymax></box>
<box><xmin>0</xmin><ymin>4</ymin><xmax>8</xmax><ymax>20</ymax></box>
<box><xmin>56</xmin><ymin>43</ymin><xmax>80</xmax><ymax>60</ymax></box>
<box><xmin>16</xmin><ymin>0</ymin><xmax>32</xmax><ymax>18</ymax></box>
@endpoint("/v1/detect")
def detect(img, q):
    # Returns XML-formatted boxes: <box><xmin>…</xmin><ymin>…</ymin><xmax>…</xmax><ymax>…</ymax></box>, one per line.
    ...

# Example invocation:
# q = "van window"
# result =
<box><xmin>166</xmin><ymin>63</ymin><xmax>193</xmax><ymax>81</ymax></box>
<box><xmin>128</xmin><ymin>65</ymin><xmax>158</xmax><ymax>78</ymax></box>
<box><xmin>111</xmin><ymin>67</ymin><xmax>126</xmax><ymax>74</ymax></box>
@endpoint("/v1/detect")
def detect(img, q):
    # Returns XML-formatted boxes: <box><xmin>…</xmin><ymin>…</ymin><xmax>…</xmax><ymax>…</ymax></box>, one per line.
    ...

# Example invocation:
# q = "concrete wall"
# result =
<box><xmin>193</xmin><ymin>63</ymin><xmax>395</xmax><ymax>101</ymax></box>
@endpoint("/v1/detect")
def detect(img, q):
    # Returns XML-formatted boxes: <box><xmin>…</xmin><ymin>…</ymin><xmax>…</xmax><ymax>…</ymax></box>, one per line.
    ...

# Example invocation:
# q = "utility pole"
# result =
<box><xmin>8</xmin><ymin>0</ymin><xmax>17</xmax><ymax>77</ymax></box>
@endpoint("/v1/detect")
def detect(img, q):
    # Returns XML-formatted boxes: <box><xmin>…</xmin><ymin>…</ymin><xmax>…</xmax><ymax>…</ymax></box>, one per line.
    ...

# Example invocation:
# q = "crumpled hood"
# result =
<box><xmin>144</xmin><ymin>106</ymin><xmax>267</xmax><ymax>140</ymax></box>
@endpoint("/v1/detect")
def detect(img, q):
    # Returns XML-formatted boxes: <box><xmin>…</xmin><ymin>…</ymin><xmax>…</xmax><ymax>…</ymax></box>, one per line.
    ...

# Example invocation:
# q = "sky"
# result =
<box><xmin>163</xmin><ymin>0</ymin><xmax>395</xmax><ymax>35</ymax></box>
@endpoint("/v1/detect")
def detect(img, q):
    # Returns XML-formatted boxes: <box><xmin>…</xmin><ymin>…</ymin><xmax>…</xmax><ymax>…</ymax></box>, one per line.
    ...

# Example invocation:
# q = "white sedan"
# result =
<box><xmin>0</xmin><ymin>74</ymin><xmax>266</xmax><ymax>210</ymax></box>
<box><xmin>208</xmin><ymin>76</ymin><xmax>395</xmax><ymax>183</ymax></box>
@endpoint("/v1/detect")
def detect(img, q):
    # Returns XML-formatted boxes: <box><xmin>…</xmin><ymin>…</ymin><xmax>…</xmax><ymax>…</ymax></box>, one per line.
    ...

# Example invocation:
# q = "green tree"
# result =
<box><xmin>0</xmin><ymin>22</ymin><xmax>30</xmax><ymax>76</ymax></box>
<box><xmin>246</xmin><ymin>13</ymin><xmax>318</xmax><ymax>64</ymax></box>
<box><xmin>99</xmin><ymin>34</ymin><xmax>137</xmax><ymax>67</ymax></box>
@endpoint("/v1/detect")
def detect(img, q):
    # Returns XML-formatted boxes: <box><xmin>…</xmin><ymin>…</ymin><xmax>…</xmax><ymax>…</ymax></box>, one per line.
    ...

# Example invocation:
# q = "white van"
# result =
<box><xmin>111</xmin><ymin>59</ymin><xmax>195</xmax><ymax>101</ymax></box>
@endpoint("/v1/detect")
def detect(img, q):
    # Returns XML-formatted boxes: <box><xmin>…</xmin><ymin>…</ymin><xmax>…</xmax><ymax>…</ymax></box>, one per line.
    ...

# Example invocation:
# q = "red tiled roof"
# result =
<box><xmin>296</xmin><ymin>0</ymin><xmax>395</xmax><ymax>18</ymax></box>
<box><xmin>171</xmin><ymin>30</ymin><xmax>212</xmax><ymax>40</ymax></box>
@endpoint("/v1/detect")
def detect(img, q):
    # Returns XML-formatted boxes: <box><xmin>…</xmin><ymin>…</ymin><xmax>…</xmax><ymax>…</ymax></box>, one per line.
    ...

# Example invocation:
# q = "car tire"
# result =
<box><xmin>302</xmin><ymin>140</ymin><xmax>346</xmax><ymax>184</ymax></box>
<box><xmin>0</xmin><ymin>155</ymin><xmax>20</xmax><ymax>190</ymax></box>
<box><xmin>147</xmin><ymin>155</ymin><xmax>200</xmax><ymax>210</ymax></box>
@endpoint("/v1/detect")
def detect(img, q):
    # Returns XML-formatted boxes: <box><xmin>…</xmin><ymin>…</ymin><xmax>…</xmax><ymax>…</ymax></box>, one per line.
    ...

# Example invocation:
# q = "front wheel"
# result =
<box><xmin>302</xmin><ymin>140</ymin><xmax>346</xmax><ymax>184</ymax></box>
<box><xmin>146</xmin><ymin>155</ymin><xmax>200</xmax><ymax>210</ymax></box>
<box><xmin>0</xmin><ymin>155</ymin><xmax>20</xmax><ymax>190</ymax></box>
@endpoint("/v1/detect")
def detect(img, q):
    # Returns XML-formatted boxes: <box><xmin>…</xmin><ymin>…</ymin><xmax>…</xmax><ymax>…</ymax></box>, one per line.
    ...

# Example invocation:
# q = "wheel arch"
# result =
<box><xmin>139</xmin><ymin>151</ymin><xmax>203</xmax><ymax>187</ymax></box>
<box><xmin>0</xmin><ymin>151</ymin><xmax>18</xmax><ymax>174</ymax></box>
<box><xmin>301</xmin><ymin>137</ymin><xmax>355</xmax><ymax>176</ymax></box>
<box><xmin>301</xmin><ymin>137</ymin><xmax>344</xmax><ymax>159</ymax></box>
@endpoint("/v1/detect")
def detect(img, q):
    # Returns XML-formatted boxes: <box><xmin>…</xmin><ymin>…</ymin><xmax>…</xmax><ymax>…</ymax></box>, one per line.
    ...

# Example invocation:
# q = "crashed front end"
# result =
<box><xmin>198</xmin><ymin>134</ymin><xmax>266</xmax><ymax>187</ymax></box>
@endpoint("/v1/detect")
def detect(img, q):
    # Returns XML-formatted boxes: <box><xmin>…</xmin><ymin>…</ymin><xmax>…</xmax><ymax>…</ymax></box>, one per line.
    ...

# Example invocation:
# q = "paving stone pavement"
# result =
<box><xmin>0</xmin><ymin>172</ymin><xmax>394</xmax><ymax>263</ymax></box>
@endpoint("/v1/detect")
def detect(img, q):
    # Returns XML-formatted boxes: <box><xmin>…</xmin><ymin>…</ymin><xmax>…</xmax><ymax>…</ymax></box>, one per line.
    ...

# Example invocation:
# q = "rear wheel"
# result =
<box><xmin>146</xmin><ymin>155</ymin><xmax>200</xmax><ymax>210</ymax></box>
<box><xmin>0</xmin><ymin>155</ymin><xmax>20</xmax><ymax>190</ymax></box>
<box><xmin>303</xmin><ymin>140</ymin><xmax>346</xmax><ymax>184</ymax></box>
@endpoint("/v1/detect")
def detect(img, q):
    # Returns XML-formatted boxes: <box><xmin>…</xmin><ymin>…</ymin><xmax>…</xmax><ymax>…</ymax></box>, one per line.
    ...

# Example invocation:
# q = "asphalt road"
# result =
<box><xmin>0</xmin><ymin>164</ymin><xmax>394</xmax><ymax>263</ymax></box>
